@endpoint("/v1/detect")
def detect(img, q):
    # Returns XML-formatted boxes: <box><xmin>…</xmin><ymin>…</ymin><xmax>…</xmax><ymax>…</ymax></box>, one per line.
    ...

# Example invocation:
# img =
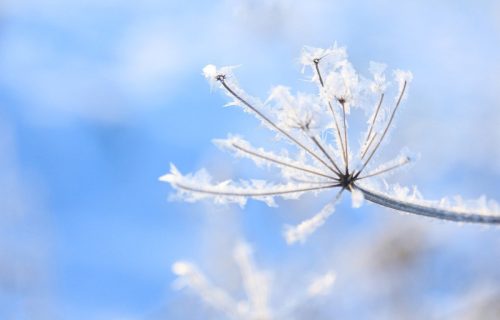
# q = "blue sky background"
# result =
<box><xmin>1</xmin><ymin>0</ymin><xmax>499</xmax><ymax>319</ymax></box>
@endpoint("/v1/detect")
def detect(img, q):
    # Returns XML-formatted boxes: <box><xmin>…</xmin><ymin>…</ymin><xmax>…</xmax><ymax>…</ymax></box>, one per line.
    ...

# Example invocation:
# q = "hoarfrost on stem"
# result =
<box><xmin>162</xmin><ymin>43</ymin><xmax>500</xmax><ymax>244</ymax></box>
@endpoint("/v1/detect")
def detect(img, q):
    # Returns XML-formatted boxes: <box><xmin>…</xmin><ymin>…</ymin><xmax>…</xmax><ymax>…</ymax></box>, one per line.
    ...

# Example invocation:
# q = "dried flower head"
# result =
<box><xmin>161</xmin><ymin>44</ymin><xmax>500</xmax><ymax>244</ymax></box>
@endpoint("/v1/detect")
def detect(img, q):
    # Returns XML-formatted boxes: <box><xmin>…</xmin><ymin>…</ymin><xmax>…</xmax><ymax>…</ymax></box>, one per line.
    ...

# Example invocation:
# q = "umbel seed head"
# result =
<box><xmin>162</xmin><ymin>44</ymin><xmax>500</xmax><ymax>245</ymax></box>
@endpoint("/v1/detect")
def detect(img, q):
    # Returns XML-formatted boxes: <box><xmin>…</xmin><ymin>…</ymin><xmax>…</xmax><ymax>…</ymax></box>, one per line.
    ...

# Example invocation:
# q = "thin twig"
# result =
<box><xmin>174</xmin><ymin>181</ymin><xmax>340</xmax><ymax>197</ymax></box>
<box><xmin>231</xmin><ymin>142</ymin><xmax>338</xmax><ymax>180</ymax></box>
<box><xmin>361</xmin><ymin>93</ymin><xmax>384</xmax><ymax>159</ymax></box>
<box><xmin>355</xmin><ymin>81</ymin><xmax>407</xmax><ymax>178</ymax></box>
<box><xmin>313</xmin><ymin>61</ymin><xmax>348</xmax><ymax>168</ymax></box>
<box><xmin>339</xmin><ymin>98</ymin><xmax>349</xmax><ymax>173</ymax></box>
<box><xmin>309</xmin><ymin>135</ymin><xmax>342</xmax><ymax>175</ymax></box>
<box><xmin>360</xmin><ymin>133</ymin><xmax>378</xmax><ymax>160</ymax></box>
<box><xmin>357</xmin><ymin>157</ymin><xmax>411</xmax><ymax>180</ymax></box>
<box><xmin>290</xmin><ymin>178</ymin><xmax>338</xmax><ymax>185</ymax></box>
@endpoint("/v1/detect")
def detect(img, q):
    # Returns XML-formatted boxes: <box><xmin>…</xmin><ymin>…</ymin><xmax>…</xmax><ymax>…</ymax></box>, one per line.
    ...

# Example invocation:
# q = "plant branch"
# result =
<box><xmin>356</xmin><ymin>185</ymin><xmax>500</xmax><ymax>224</ymax></box>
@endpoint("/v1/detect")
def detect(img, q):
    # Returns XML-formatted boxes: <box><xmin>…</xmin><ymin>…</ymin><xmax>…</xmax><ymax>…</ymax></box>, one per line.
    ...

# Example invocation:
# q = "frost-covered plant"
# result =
<box><xmin>161</xmin><ymin>44</ymin><xmax>500</xmax><ymax>244</ymax></box>
<box><xmin>172</xmin><ymin>241</ymin><xmax>335</xmax><ymax>320</ymax></box>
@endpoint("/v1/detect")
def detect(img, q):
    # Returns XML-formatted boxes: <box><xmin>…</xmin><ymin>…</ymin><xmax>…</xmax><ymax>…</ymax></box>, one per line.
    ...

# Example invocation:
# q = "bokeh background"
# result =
<box><xmin>1</xmin><ymin>0</ymin><xmax>499</xmax><ymax>319</ymax></box>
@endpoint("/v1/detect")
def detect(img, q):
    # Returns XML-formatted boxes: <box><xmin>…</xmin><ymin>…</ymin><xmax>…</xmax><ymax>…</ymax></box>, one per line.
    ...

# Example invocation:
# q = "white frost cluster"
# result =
<box><xmin>172</xmin><ymin>241</ymin><xmax>335</xmax><ymax>320</ymax></box>
<box><xmin>284</xmin><ymin>201</ymin><xmax>337</xmax><ymax>245</ymax></box>
<box><xmin>267</xmin><ymin>85</ymin><xmax>323</xmax><ymax>132</ymax></box>
<box><xmin>203</xmin><ymin>64</ymin><xmax>239</xmax><ymax>90</ymax></box>
<box><xmin>394</xmin><ymin>69</ymin><xmax>413</xmax><ymax>94</ymax></box>
<box><xmin>160</xmin><ymin>164</ymin><xmax>330</xmax><ymax>208</ymax></box>
<box><xmin>368</xmin><ymin>62</ymin><xmax>388</xmax><ymax>93</ymax></box>
<box><xmin>162</xmin><ymin>43</ymin><xmax>499</xmax><ymax>245</ymax></box>
<box><xmin>381</xmin><ymin>182</ymin><xmax>500</xmax><ymax>217</ymax></box>
<box><xmin>300</xmin><ymin>45</ymin><xmax>347</xmax><ymax>71</ymax></box>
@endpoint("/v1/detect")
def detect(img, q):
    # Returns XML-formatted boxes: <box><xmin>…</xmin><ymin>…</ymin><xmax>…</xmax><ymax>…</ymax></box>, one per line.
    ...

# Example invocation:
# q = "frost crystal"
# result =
<box><xmin>162</xmin><ymin>44</ymin><xmax>500</xmax><ymax>244</ymax></box>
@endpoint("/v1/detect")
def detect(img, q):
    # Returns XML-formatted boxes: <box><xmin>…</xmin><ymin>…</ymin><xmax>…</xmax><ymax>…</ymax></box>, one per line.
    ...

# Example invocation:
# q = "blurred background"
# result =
<box><xmin>0</xmin><ymin>0</ymin><xmax>499</xmax><ymax>319</ymax></box>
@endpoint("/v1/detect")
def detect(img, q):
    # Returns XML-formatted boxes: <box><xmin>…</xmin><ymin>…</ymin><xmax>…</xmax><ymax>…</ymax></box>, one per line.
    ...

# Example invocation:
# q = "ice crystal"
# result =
<box><xmin>161</xmin><ymin>44</ymin><xmax>500</xmax><ymax>244</ymax></box>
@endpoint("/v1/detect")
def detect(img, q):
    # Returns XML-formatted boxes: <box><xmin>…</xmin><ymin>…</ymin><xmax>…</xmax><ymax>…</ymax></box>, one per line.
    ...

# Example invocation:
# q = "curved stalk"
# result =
<box><xmin>356</xmin><ymin>185</ymin><xmax>500</xmax><ymax>224</ymax></box>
